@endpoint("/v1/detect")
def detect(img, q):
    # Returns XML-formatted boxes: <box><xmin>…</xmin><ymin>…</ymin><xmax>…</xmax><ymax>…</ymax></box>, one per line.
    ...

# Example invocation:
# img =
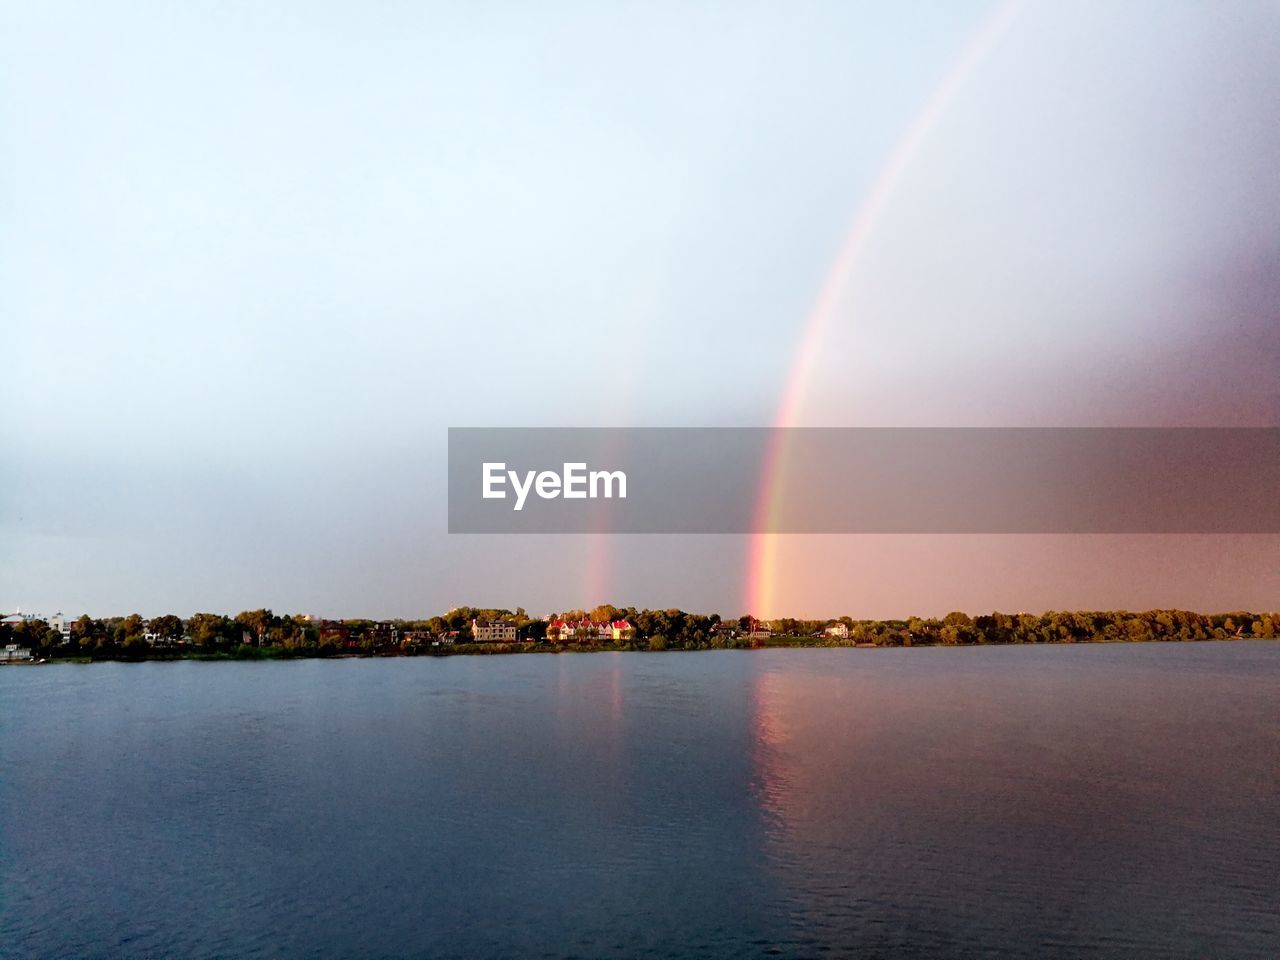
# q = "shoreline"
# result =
<box><xmin>7</xmin><ymin>608</ymin><xmax>1276</xmax><ymax>665</ymax></box>
<box><xmin>10</xmin><ymin>634</ymin><xmax>1276</xmax><ymax>666</ymax></box>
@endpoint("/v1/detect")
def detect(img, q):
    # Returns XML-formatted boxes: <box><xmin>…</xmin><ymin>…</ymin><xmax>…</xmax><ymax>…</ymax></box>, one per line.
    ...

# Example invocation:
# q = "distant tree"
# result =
<box><xmin>188</xmin><ymin>613</ymin><xmax>232</xmax><ymax>650</ymax></box>
<box><xmin>71</xmin><ymin>615</ymin><xmax>96</xmax><ymax>645</ymax></box>
<box><xmin>235</xmin><ymin>609</ymin><xmax>273</xmax><ymax>645</ymax></box>
<box><xmin>12</xmin><ymin>618</ymin><xmax>56</xmax><ymax>654</ymax></box>
<box><xmin>267</xmin><ymin>615</ymin><xmax>307</xmax><ymax>647</ymax></box>
<box><xmin>590</xmin><ymin>604</ymin><xmax>621</xmax><ymax>623</ymax></box>
<box><xmin>149</xmin><ymin>615</ymin><xmax>183</xmax><ymax>642</ymax></box>
<box><xmin>939</xmin><ymin>622</ymin><xmax>977</xmax><ymax>645</ymax></box>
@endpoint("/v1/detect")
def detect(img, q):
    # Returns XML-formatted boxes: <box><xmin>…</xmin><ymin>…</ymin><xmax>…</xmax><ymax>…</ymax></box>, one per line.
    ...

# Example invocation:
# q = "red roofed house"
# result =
<box><xmin>547</xmin><ymin>618</ymin><xmax>633</xmax><ymax>643</ymax></box>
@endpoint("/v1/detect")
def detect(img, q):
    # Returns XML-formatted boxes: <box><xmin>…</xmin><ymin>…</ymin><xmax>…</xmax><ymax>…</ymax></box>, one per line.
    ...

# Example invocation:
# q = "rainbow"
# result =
<box><xmin>746</xmin><ymin>0</ymin><xmax>1026</xmax><ymax>617</ymax></box>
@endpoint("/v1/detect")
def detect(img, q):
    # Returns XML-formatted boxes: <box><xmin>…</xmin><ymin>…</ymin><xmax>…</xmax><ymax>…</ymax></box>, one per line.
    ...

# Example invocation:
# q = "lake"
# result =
<box><xmin>2</xmin><ymin>642</ymin><xmax>1278</xmax><ymax>958</ymax></box>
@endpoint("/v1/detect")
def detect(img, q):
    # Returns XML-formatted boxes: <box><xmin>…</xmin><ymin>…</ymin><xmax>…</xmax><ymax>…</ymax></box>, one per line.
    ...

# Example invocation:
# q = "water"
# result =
<box><xmin>2</xmin><ymin>642</ymin><xmax>1278</xmax><ymax>958</ymax></box>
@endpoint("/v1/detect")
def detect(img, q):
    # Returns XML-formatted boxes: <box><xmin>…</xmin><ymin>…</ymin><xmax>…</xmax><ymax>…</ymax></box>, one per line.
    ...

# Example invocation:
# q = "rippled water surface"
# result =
<box><xmin>2</xmin><ymin>643</ymin><xmax>1278</xmax><ymax>958</ymax></box>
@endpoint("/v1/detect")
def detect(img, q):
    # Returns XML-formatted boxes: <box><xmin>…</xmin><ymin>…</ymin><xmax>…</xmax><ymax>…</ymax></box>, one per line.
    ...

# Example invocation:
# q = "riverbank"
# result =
<box><xmin>18</xmin><ymin>633</ymin><xmax>1278</xmax><ymax>665</ymax></box>
<box><xmin>7</xmin><ymin>607</ymin><xmax>1275</xmax><ymax>663</ymax></box>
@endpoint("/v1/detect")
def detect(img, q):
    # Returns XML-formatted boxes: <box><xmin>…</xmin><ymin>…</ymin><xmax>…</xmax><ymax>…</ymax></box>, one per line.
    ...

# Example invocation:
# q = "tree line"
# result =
<box><xmin>2</xmin><ymin>605</ymin><xmax>1275</xmax><ymax>660</ymax></box>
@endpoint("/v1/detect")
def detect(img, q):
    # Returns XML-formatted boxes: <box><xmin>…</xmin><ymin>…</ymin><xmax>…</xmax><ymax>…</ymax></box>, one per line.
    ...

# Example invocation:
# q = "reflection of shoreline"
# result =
<box><xmin>23</xmin><ymin>633</ymin><xmax>1280</xmax><ymax>667</ymax></box>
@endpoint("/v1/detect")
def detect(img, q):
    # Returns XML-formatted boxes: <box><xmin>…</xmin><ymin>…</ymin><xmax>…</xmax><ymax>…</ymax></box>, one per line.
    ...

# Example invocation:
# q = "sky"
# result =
<box><xmin>3</xmin><ymin>0</ymin><xmax>1278</xmax><ymax>619</ymax></box>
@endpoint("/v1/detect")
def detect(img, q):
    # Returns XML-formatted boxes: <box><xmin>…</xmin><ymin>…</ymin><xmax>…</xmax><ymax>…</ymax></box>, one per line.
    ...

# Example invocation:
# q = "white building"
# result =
<box><xmin>0</xmin><ymin>644</ymin><xmax>33</xmax><ymax>662</ymax></box>
<box><xmin>48</xmin><ymin>612</ymin><xmax>71</xmax><ymax>642</ymax></box>
<box><xmin>824</xmin><ymin>622</ymin><xmax>850</xmax><ymax>640</ymax></box>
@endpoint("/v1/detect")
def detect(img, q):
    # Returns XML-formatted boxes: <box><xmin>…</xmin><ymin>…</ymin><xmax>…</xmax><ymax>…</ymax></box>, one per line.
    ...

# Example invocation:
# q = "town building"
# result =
<box><xmin>472</xmin><ymin>619</ymin><xmax>518</xmax><ymax>643</ymax></box>
<box><xmin>546</xmin><ymin>618</ymin><xmax>580</xmax><ymax>642</ymax></box>
<box><xmin>366</xmin><ymin>623</ymin><xmax>399</xmax><ymax>648</ymax></box>
<box><xmin>48</xmin><ymin>612</ymin><xmax>71</xmax><ymax>642</ymax></box>
<box><xmin>2</xmin><ymin>612</ymin><xmax>36</xmax><ymax>630</ymax></box>
<box><xmin>318</xmin><ymin>623</ymin><xmax>352</xmax><ymax>646</ymax></box>
<box><xmin>824</xmin><ymin>622</ymin><xmax>850</xmax><ymax>640</ymax></box>
<box><xmin>143</xmin><ymin>629</ymin><xmax>166</xmax><ymax>647</ymax></box>
<box><xmin>546</xmin><ymin>618</ymin><xmax>634</xmax><ymax>643</ymax></box>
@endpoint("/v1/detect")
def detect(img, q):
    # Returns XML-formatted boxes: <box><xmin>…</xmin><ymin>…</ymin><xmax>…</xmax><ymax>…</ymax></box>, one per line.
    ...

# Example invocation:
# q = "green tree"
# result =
<box><xmin>235</xmin><ymin>609</ymin><xmax>273</xmax><ymax>646</ymax></box>
<box><xmin>149</xmin><ymin>615</ymin><xmax>184</xmax><ymax>642</ymax></box>
<box><xmin>13</xmin><ymin>619</ymin><xmax>56</xmax><ymax>654</ymax></box>
<box><xmin>70</xmin><ymin>615</ymin><xmax>97</xmax><ymax>647</ymax></box>
<box><xmin>589</xmin><ymin>604</ymin><xmax>621</xmax><ymax>624</ymax></box>
<box><xmin>188</xmin><ymin>613</ymin><xmax>232</xmax><ymax>650</ymax></box>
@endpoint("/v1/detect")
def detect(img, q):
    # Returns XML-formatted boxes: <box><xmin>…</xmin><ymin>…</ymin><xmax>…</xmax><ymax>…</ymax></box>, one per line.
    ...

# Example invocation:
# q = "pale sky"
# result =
<box><xmin>3</xmin><ymin>0</ymin><xmax>1278</xmax><ymax>619</ymax></box>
